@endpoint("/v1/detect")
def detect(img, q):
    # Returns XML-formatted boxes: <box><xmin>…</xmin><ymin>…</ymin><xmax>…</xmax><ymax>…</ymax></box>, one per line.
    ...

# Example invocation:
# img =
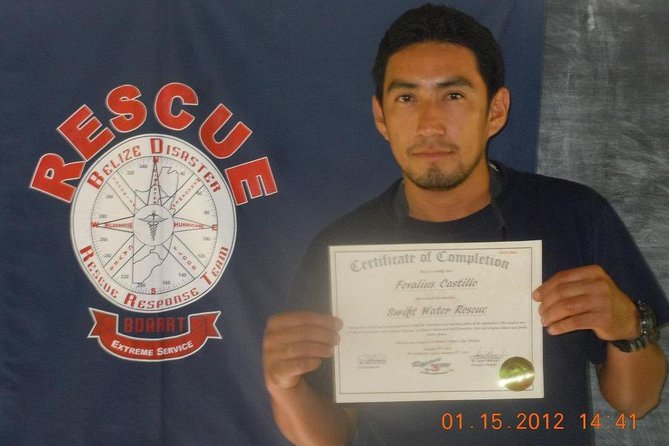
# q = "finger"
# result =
<box><xmin>532</xmin><ymin>270</ymin><xmax>573</xmax><ymax>301</ymax></box>
<box><xmin>267</xmin><ymin>341</ymin><xmax>336</xmax><ymax>362</ymax></box>
<box><xmin>263</xmin><ymin>340</ymin><xmax>334</xmax><ymax>389</ymax></box>
<box><xmin>544</xmin><ymin>312</ymin><xmax>600</xmax><ymax>336</ymax></box>
<box><xmin>266</xmin><ymin>358</ymin><xmax>323</xmax><ymax>389</ymax></box>
<box><xmin>533</xmin><ymin>265</ymin><xmax>605</xmax><ymax>301</ymax></box>
<box><xmin>537</xmin><ymin>280</ymin><xmax>593</xmax><ymax>316</ymax></box>
<box><xmin>266</xmin><ymin>311</ymin><xmax>342</xmax><ymax>332</ymax></box>
<box><xmin>265</xmin><ymin>324</ymin><xmax>341</xmax><ymax>349</ymax></box>
<box><xmin>541</xmin><ymin>279</ymin><xmax>617</xmax><ymax>324</ymax></box>
<box><xmin>539</xmin><ymin>294</ymin><xmax>594</xmax><ymax>327</ymax></box>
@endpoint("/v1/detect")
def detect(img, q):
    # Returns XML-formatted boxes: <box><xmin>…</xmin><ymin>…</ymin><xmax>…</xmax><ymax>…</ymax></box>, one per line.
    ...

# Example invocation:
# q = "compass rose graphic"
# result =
<box><xmin>71</xmin><ymin>134</ymin><xmax>237</xmax><ymax>312</ymax></box>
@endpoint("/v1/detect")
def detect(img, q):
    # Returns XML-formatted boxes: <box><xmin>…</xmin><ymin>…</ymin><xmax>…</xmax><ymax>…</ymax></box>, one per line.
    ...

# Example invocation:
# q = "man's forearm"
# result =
<box><xmin>269</xmin><ymin>379</ymin><xmax>355</xmax><ymax>446</ymax></box>
<box><xmin>597</xmin><ymin>342</ymin><xmax>667</xmax><ymax>417</ymax></box>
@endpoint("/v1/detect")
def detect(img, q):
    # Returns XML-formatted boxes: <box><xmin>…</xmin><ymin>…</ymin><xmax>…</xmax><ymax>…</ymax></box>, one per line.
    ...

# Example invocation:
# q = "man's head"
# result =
<box><xmin>370</xmin><ymin>4</ymin><xmax>510</xmax><ymax>197</ymax></box>
<box><xmin>372</xmin><ymin>4</ymin><xmax>505</xmax><ymax>102</ymax></box>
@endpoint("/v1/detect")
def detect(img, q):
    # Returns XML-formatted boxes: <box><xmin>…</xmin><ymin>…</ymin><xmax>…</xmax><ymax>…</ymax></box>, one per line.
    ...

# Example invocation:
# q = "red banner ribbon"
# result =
<box><xmin>88</xmin><ymin>308</ymin><xmax>221</xmax><ymax>361</ymax></box>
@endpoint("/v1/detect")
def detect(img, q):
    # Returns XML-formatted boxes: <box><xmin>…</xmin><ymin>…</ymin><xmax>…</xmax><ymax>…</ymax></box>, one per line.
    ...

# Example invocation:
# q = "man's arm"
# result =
<box><xmin>596</xmin><ymin>342</ymin><xmax>666</xmax><ymax>415</ymax></box>
<box><xmin>263</xmin><ymin>311</ymin><xmax>357</xmax><ymax>445</ymax></box>
<box><xmin>533</xmin><ymin>265</ymin><xmax>668</xmax><ymax>416</ymax></box>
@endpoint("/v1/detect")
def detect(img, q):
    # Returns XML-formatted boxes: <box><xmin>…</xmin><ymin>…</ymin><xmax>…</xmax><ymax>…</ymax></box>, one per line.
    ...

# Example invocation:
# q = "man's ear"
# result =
<box><xmin>372</xmin><ymin>95</ymin><xmax>390</xmax><ymax>141</ymax></box>
<box><xmin>486</xmin><ymin>87</ymin><xmax>510</xmax><ymax>139</ymax></box>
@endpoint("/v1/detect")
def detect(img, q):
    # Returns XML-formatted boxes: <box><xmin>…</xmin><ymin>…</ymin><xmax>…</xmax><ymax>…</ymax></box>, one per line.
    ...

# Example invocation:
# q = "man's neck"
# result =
<box><xmin>403</xmin><ymin>165</ymin><xmax>491</xmax><ymax>222</ymax></box>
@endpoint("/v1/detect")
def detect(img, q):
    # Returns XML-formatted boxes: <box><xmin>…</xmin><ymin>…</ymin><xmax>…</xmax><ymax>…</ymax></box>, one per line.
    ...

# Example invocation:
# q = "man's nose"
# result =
<box><xmin>417</xmin><ymin>99</ymin><xmax>446</xmax><ymax>137</ymax></box>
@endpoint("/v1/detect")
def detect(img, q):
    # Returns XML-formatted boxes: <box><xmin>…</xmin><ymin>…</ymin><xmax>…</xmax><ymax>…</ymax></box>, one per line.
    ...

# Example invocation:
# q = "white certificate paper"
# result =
<box><xmin>329</xmin><ymin>241</ymin><xmax>543</xmax><ymax>403</ymax></box>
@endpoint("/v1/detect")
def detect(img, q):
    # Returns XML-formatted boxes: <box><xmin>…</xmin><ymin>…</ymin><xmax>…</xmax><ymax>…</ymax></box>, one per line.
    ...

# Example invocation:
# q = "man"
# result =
<box><xmin>263</xmin><ymin>4</ymin><xmax>668</xmax><ymax>445</ymax></box>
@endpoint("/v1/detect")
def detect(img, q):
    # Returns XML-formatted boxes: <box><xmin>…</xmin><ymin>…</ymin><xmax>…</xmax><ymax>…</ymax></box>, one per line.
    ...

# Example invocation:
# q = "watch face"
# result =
<box><xmin>71</xmin><ymin>134</ymin><xmax>236</xmax><ymax>313</ymax></box>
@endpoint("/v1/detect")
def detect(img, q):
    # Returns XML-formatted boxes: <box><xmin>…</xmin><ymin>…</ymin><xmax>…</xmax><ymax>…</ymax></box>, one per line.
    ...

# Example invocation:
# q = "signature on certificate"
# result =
<box><xmin>469</xmin><ymin>348</ymin><xmax>506</xmax><ymax>367</ymax></box>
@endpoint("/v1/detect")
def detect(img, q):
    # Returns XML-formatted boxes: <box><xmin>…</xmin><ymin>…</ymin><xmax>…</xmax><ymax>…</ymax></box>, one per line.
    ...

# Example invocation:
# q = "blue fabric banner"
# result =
<box><xmin>0</xmin><ymin>1</ymin><xmax>544</xmax><ymax>444</ymax></box>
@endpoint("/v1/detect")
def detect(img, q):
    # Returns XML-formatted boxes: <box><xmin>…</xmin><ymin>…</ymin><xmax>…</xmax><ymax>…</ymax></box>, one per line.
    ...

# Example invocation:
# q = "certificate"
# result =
<box><xmin>329</xmin><ymin>241</ymin><xmax>543</xmax><ymax>403</ymax></box>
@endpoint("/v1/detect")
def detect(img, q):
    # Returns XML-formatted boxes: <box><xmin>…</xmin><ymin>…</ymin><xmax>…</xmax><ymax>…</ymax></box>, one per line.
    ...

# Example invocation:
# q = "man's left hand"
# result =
<box><xmin>532</xmin><ymin>265</ymin><xmax>639</xmax><ymax>341</ymax></box>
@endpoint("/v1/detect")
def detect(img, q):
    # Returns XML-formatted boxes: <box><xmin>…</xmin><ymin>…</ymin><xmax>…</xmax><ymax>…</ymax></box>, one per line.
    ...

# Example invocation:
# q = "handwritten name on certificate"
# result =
<box><xmin>329</xmin><ymin>241</ymin><xmax>543</xmax><ymax>403</ymax></box>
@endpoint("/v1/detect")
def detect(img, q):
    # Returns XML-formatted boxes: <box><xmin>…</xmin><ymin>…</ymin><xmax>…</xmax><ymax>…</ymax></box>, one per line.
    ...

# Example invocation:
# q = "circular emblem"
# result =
<box><xmin>71</xmin><ymin>134</ymin><xmax>236</xmax><ymax>313</ymax></box>
<box><xmin>498</xmin><ymin>356</ymin><xmax>535</xmax><ymax>391</ymax></box>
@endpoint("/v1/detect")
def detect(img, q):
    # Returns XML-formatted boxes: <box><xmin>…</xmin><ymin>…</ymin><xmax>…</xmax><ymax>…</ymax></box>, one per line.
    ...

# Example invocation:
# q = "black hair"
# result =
<box><xmin>372</xmin><ymin>4</ymin><xmax>505</xmax><ymax>101</ymax></box>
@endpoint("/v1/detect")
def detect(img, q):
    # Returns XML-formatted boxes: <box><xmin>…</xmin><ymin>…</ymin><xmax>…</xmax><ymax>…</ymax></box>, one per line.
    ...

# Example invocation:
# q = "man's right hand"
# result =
<box><xmin>263</xmin><ymin>311</ymin><xmax>343</xmax><ymax>391</ymax></box>
<box><xmin>263</xmin><ymin>311</ymin><xmax>355</xmax><ymax>444</ymax></box>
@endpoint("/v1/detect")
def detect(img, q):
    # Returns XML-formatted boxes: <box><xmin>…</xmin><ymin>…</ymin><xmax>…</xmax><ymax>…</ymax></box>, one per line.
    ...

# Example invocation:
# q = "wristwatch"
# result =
<box><xmin>611</xmin><ymin>301</ymin><xmax>660</xmax><ymax>352</ymax></box>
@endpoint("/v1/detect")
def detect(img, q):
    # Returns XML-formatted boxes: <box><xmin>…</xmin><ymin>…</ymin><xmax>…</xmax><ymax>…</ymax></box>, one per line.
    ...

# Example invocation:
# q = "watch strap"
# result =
<box><xmin>611</xmin><ymin>301</ymin><xmax>659</xmax><ymax>353</ymax></box>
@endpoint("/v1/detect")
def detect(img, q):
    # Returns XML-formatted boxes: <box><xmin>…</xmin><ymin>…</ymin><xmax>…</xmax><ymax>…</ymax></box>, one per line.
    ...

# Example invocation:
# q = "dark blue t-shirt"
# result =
<box><xmin>289</xmin><ymin>162</ymin><xmax>668</xmax><ymax>446</ymax></box>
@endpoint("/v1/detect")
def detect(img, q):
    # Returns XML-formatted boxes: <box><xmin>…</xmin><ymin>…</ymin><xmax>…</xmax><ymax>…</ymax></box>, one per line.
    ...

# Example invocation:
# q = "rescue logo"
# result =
<box><xmin>31</xmin><ymin>82</ymin><xmax>278</xmax><ymax>361</ymax></box>
<box><xmin>71</xmin><ymin>134</ymin><xmax>236</xmax><ymax>312</ymax></box>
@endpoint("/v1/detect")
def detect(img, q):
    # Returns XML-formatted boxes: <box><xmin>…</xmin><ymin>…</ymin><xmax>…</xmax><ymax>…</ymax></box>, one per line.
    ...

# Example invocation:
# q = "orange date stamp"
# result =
<box><xmin>440</xmin><ymin>412</ymin><xmax>637</xmax><ymax>431</ymax></box>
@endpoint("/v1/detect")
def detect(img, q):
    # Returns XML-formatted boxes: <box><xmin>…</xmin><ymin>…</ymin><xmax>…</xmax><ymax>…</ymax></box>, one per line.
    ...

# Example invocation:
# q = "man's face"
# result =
<box><xmin>373</xmin><ymin>42</ymin><xmax>509</xmax><ymax>191</ymax></box>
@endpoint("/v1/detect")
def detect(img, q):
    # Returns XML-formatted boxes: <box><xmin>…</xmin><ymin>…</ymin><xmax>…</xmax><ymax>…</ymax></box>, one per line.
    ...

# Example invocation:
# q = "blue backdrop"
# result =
<box><xmin>0</xmin><ymin>1</ymin><xmax>544</xmax><ymax>444</ymax></box>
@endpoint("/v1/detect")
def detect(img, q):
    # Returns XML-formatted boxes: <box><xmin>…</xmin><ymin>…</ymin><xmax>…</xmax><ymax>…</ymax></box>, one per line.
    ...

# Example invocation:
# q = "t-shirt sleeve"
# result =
<box><xmin>590</xmin><ymin>197</ymin><xmax>669</xmax><ymax>326</ymax></box>
<box><xmin>583</xmin><ymin>195</ymin><xmax>668</xmax><ymax>366</ymax></box>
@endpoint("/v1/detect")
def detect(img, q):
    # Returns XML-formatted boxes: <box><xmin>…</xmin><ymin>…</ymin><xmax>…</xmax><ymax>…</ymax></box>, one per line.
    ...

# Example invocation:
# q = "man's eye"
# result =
<box><xmin>397</xmin><ymin>94</ymin><xmax>413</xmax><ymax>103</ymax></box>
<box><xmin>447</xmin><ymin>92</ymin><xmax>463</xmax><ymax>100</ymax></box>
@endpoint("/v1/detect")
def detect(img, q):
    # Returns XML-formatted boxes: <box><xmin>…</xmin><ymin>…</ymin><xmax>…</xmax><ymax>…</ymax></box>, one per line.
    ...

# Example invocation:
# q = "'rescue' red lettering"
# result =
<box><xmin>199</xmin><ymin>104</ymin><xmax>252</xmax><ymax>159</ymax></box>
<box><xmin>30</xmin><ymin>154</ymin><xmax>86</xmax><ymax>203</ymax></box>
<box><xmin>225</xmin><ymin>157</ymin><xmax>278</xmax><ymax>205</ymax></box>
<box><xmin>57</xmin><ymin>105</ymin><xmax>115</xmax><ymax>160</ymax></box>
<box><xmin>30</xmin><ymin>82</ymin><xmax>277</xmax><ymax>203</ymax></box>
<box><xmin>107</xmin><ymin>84</ymin><xmax>147</xmax><ymax>133</ymax></box>
<box><xmin>155</xmin><ymin>83</ymin><xmax>198</xmax><ymax>131</ymax></box>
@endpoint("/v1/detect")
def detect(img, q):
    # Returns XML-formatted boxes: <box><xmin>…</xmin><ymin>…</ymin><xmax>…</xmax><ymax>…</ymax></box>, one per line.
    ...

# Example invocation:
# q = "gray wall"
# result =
<box><xmin>539</xmin><ymin>0</ymin><xmax>668</xmax><ymax>444</ymax></box>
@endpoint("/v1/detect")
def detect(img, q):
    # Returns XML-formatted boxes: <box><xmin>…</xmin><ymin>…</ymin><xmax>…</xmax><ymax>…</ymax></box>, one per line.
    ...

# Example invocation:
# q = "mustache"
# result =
<box><xmin>407</xmin><ymin>138</ymin><xmax>459</xmax><ymax>153</ymax></box>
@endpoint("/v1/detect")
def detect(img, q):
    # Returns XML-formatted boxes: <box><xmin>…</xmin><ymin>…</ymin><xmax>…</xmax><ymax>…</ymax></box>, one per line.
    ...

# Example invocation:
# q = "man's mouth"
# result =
<box><xmin>408</xmin><ymin>140</ymin><xmax>459</xmax><ymax>158</ymax></box>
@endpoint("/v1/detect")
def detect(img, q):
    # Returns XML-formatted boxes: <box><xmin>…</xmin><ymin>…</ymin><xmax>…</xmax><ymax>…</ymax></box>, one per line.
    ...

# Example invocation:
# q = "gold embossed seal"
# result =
<box><xmin>498</xmin><ymin>356</ymin><xmax>535</xmax><ymax>391</ymax></box>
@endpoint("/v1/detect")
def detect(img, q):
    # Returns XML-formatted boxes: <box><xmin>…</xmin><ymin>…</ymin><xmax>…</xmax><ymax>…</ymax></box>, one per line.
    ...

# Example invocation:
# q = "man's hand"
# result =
<box><xmin>532</xmin><ymin>265</ymin><xmax>639</xmax><ymax>341</ymax></box>
<box><xmin>263</xmin><ymin>311</ymin><xmax>343</xmax><ymax>390</ymax></box>
<box><xmin>263</xmin><ymin>312</ymin><xmax>356</xmax><ymax>444</ymax></box>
